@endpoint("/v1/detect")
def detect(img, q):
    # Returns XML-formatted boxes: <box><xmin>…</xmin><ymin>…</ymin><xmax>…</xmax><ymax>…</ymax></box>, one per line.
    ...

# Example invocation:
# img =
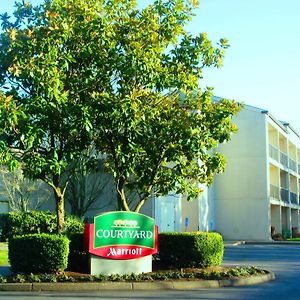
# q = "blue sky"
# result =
<box><xmin>1</xmin><ymin>0</ymin><xmax>300</xmax><ymax>130</ymax></box>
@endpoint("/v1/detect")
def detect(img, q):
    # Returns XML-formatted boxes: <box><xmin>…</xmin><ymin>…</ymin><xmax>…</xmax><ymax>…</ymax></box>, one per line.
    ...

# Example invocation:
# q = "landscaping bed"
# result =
<box><xmin>0</xmin><ymin>265</ymin><xmax>268</xmax><ymax>284</ymax></box>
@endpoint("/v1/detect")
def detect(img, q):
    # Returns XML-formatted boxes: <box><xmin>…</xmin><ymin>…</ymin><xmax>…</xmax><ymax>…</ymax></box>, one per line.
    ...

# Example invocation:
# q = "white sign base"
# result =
<box><xmin>90</xmin><ymin>254</ymin><xmax>152</xmax><ymax>275</ymax></box>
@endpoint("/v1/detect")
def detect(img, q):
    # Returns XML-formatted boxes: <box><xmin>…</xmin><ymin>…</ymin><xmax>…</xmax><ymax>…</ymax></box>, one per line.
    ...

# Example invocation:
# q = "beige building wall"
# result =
<box><xmin>213</xmin><ymin>106</ymin><xmax>270</xmax><ymax>240</ymax></box>
<box><xmin>181</xmin><ymin>195</ymin><xmax>199</xmax><ymax>231</ymax></box>
<box><xmin>213</xmin><ymin>103</ymin><xmax>300</xmax><ymax>241</ymax></box>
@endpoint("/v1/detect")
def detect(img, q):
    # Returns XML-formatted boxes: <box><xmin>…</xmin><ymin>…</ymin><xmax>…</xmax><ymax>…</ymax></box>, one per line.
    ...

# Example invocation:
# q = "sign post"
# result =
<box><xmin>84</xmin><ymin>211</ymin><xmax>158</xmax><ymax>275</ymax></box>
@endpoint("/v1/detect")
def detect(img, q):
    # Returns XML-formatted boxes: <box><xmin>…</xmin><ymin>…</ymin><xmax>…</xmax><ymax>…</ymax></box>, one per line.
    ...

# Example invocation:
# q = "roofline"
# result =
<box><xmin>213</xmin><ymin>95</ymin><xmax>300</xmax><ymax>139</ymax></box>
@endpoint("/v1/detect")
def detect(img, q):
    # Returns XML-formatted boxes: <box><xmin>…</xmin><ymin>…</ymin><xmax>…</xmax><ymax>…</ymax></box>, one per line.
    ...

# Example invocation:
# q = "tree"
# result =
<box><xmin>0</xmin><ymin>0</ymin><xmax>94</xmax><ymax>232</ymax></box>
<box><xmin>0</xmin><ymin>166</ymin><xmax>50</xmax><ymax>212</ymax></box>
<box><xmin>65</xmin><ymin>149</ymin><xmax>111</xmax><ymax>218</ymax></box>
<box><xmin>0</xmin><ymin>0</ymin><xmax>240</xmax><ymax>224</ymax></box>
<box><xmin>85</xmin><ymin>0</ymin><xmax>240</xmax><ymax>211</ymax></box>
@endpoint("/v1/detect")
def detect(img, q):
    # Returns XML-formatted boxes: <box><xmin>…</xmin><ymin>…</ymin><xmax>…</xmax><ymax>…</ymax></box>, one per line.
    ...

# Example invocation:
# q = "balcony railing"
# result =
<box><xmin>298</xmin><ymin>164</ymin><xmax>300</xmax><ymax>175</ymax></box>
<box><xmin>269</xmin><ymin>144</ymin><xmax>278</xmax><ymax>161</ymax></box>
<box><xmin>289</xmin><ymin>159</ymin><xmax>297</xmax><ymax>172</ymax></box>
<box><xmin>280</xmin><ymin>188</ymin><xmax>289</xmax><ymax>203</ymax></box>
<box><xmin>290</xmin><ymin>192</ymin><xmax>298</xmax><ymax>205</ymax></box>
<box><xmin>270</xmin><ymin>184</ymin><xmax>280</xmax><ymax>199</ymax></box>
<box><xmin>280</xmin><ymin>152</ymin><xmax>288</xmax><ymax>168</ymax></box>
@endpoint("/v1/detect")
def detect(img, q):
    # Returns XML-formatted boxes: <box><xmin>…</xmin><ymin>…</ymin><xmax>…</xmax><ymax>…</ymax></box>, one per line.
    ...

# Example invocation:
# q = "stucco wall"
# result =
<box><xmin>214</xmin><ymin>107</ymin><xmax>270</xmax><ymax>240</ymax></box>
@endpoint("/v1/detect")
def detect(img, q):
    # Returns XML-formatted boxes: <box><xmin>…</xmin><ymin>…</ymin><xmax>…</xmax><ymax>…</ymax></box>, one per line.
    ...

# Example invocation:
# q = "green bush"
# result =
<box><xmin>282</xmin><ymin>228</ymin><xmax>291</xmax><ymax>240</ymax></box>
<box><xmin>0</xmin><ymin>213</ymin><xmax>10</xmax><ymax>242</ymax></box>
<box><xmin>0</xmin><ymin>211</ymin><xmax>83</xmax><ymax>240</ymax></box>
<box><xmin>65</xmin><ymin>215</ymin><xmax>84</xmax><ymax>233</ymax></box>
<box><xmin>158</xmin><ymin>232</ymin><xmax>224</xmax><ymax>268</ymax></box>
<box><xmin>9</xmin><ymin>233</ymin><xmax>70</xmax><ymax>273</ymax></box>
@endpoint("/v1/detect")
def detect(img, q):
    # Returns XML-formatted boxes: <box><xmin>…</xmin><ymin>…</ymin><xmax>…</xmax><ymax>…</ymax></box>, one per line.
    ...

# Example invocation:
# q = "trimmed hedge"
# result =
<box><xmin>0</xmin><ymin>211</ymin><xmax>83</xmax><ymax>240</ymax></box>
<box><xmin>9</xmin><ymin>233</ymin><xmax>70</xmax><ymax>273</ymax></box>
<box><xmin>158</xmin><ymin>232</ymin><xmax>224</xmax><ymax>268</ymax></box>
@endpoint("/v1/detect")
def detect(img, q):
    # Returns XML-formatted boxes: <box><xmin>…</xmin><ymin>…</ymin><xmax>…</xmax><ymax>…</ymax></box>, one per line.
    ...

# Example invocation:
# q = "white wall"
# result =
<box><xmin>214</xmin><ymin>107</ymin><xmax>270</xmax><ymax>240</ymax></box>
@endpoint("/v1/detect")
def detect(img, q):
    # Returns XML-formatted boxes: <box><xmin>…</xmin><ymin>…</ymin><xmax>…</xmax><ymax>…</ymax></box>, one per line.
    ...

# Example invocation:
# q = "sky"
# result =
<box><xmin>0</xmin><ymin>0</ymin><xmax>300</xmax><ymax>130</ymax></box>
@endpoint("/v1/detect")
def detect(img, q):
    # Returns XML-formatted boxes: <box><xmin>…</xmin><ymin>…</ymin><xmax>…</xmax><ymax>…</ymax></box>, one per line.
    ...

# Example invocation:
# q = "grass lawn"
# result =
<box><xmin>287</xmin><ymin>238</ymin><xmax>300</xmax><ymax>241</ymax></box>
<box><xmin>0</xmin><ymin>243</ymin><xmax>9</xmax><ymax>266</ymax></box>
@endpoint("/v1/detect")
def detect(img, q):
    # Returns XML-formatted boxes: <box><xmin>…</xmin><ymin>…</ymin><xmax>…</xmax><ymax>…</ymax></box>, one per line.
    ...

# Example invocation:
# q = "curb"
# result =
<box><xmin>225</xmin><ymin>241</ymin><xmax>300</xmax><ymax>246</ymax></box>
<box><xmin>245</xmin><ymin>241</ymin><xmax>300</xmax><ymax>245</ymax></box>
<box><xmin>0</xmin><ymin>272</ymin><xmax>275</xmax><ymax>291</ymax></box>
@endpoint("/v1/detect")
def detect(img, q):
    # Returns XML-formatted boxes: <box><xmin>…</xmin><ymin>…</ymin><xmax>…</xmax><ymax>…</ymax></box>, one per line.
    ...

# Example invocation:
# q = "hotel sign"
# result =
<box><xmin>84</xmin><ymin>211</ymin><xmax>158</xmax><ymax>260</ymax></box>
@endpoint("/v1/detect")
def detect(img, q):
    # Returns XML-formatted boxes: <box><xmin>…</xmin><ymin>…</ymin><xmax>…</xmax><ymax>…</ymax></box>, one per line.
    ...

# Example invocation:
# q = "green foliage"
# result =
<box><xmin>282</xmin><ymin>229</ymin><xmax>291</xmax><ymax>240</ymax></box>
<box><xmin>158</xmin><ymin>232</ymin><xmax>224</xmax><ymax>268</ymax></box>
<box><xmin>9</xmin><ymin>233</ymin><xmax>69</xmax><ymax>273</ymax></box>
<box><xmin>64</xmin><ymin>215</ymin><xmax>84</xmax><ymax>233</ymax></box>
<box><xmin>39</xmin><ymin>274</ymin><xmax>57</xmax><ymax>283</ymax></box>
<box><xmin>57</xmin><ymin>273</ymin><xmax>76</xmax><ymax>282</ymax></box>
<box><xmin>11</xmin><ymin>274</ymin><xmax>27</xmax><ymax>283</ymax></box>
<box><xmin>0</xmin><ymin>0</ymin><xmax>240</xmax><ymax>216</ymax></box>
<box><xmin>1</xmin><ymin>266</ymin><xmax>267</xmax><ymax>283</ymax></box>
<box><xmin>28</xmin><ymin>273</ymin><xmax>42</xmax><ymax>283</ymax></box>
<box><xmin>0</xmin><ymin>211</ymin><xmax>83</xmax><ymax>241</ymax></box>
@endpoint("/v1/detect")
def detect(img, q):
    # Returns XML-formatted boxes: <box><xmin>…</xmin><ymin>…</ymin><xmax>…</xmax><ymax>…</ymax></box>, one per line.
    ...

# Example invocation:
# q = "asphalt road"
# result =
<box><xmin>0</xmin><ymin>244</ymin><xmax>300</xmax><ymax>300</ymax></box>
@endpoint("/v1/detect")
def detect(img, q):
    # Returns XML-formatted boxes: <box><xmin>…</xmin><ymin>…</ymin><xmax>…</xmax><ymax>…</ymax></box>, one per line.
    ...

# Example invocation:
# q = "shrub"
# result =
<box><xmin>0</xmin><ymin>211</ymin><xmax>83</xmax><ymax>240</ymax></box>
<box><xmin>282</xmin><ymin>229</ymin><xmax>291</xmax><ymax>240</ymax></box>
<box><xmin>67</xmin><ymin>232</ymin><xmax>89</xmax><ymax>273</ymax></box>
<box><xmin>9</xmin><ymin>233</ymin><xmax>70</xmax><ymax>273</ymax></box>
<box><xmin>158</xmin><ymin>232</ymin><xmax>224</xmax><ymax>268</ymax></box>
<box><xmin>0</xmin><ymin>213</ymin><xmax>10</xmax><ymax>242</ymax></box>
<box><xmin>65</xmin><ymin>215</ymin><xmax>84</xmax><ymax>233</ymax></box>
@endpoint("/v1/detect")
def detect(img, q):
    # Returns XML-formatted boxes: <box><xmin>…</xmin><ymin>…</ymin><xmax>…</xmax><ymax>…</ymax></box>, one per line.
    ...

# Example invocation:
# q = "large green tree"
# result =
<box><xmin>83</xmin><ymin>0</ymin><xmax>240</xmax><ymax>211</ymax></box>
<box><xmin>0</xmin><ymin>0</ymin><xmax>94</xmax><ymax>232</ymax></box>
<box><xmin>0</xmin><ymin>0</ymin><xmax>240</xmax><ymax>228</ymax></box>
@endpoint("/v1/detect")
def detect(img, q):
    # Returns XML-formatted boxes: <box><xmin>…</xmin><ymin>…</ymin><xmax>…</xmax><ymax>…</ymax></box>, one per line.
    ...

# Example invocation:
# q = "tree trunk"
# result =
<box><xmin>55</xmin><ymin>190</ymin><xmax>65</xmax><ymax>233</ymax></box>
<box><xmin>117</xmin><ymin>188</ymin><xmax>130</xmax><ymax>211</ymax></box>
<box><xmin>51</xmin><ymin>175</ymin><xmax>66</xmax><ymax>233</ymax></box>
<box><xmin>116</xmin><ymin>177</ymin><xmax>130</xmax><ymax>211</ymax></box>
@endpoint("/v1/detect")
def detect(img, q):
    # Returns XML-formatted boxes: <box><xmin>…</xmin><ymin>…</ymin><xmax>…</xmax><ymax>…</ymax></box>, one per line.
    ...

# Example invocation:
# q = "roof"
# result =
<box><xmin>212</xmin><ymin>95</ymin><xmax>300</xmax><ymax>139</ymax></box>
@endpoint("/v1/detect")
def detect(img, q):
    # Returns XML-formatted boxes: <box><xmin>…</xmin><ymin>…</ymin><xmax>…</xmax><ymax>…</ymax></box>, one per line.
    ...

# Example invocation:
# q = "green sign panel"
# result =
<box><xmin>93</xmin><ymin>211</ymin><xmax>155</xmax><ymax>249</ymax></box>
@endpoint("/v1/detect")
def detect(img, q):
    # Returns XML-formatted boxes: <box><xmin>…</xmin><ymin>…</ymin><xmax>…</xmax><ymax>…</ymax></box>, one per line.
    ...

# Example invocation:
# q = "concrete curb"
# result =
<box><xmin>0</xmin><ymin>271</ymin><xmax>275</xmax><ymax>291</ymax></box>
<box><xmin>225</xmin><ymin>241</ymin><xmax>300</xmax><ymax>246</ymax></box>
<box><xmin>245</xmin><ymin>241</ymin><xmax>300</xmax><ymax>245</ymax></box>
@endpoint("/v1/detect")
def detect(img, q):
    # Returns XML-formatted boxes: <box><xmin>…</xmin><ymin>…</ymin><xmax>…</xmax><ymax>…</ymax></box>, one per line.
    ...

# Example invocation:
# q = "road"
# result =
<box><xmin>0</xmin><ymin>244</ymin><xmax>300</xmax><ymax>300</ymax></box>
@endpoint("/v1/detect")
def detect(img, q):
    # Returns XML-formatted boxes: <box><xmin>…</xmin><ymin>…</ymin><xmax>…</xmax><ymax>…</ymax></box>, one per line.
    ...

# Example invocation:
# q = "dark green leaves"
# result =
<box><xmin>0</xmin><ymin>0</ymin><xmax>240</xmax><ymax>213</ymax></box>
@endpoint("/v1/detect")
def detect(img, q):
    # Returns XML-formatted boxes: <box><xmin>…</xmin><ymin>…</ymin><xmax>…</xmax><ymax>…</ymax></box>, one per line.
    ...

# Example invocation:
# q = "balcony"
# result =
<box><xmin>290</xmin><ymin>192</ymin><xmax>298</xmax><ymax>205</ymax></box>
<box><xmin>280</xmin><ymin>152</ymin><xmax>288</xmax><ymax>168</ymax></box>
<box><xmin>269</xmin><ymin>144</ymin><xmax>278</xmax><ymax>161</ymax></box>
<box><xmin>289</xmin><ymin>159</ymin><xmax>297</xmax><ymax>173</ymax></box>
<box><xmin>280</xmin><ymin>188</ymin><xmax>289</xmax><ymax>203</ymax></box>
<box><xmin>270</xmin><ymin>184</ymin><xmax>280</xmax><ymax>199</ymax></box>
